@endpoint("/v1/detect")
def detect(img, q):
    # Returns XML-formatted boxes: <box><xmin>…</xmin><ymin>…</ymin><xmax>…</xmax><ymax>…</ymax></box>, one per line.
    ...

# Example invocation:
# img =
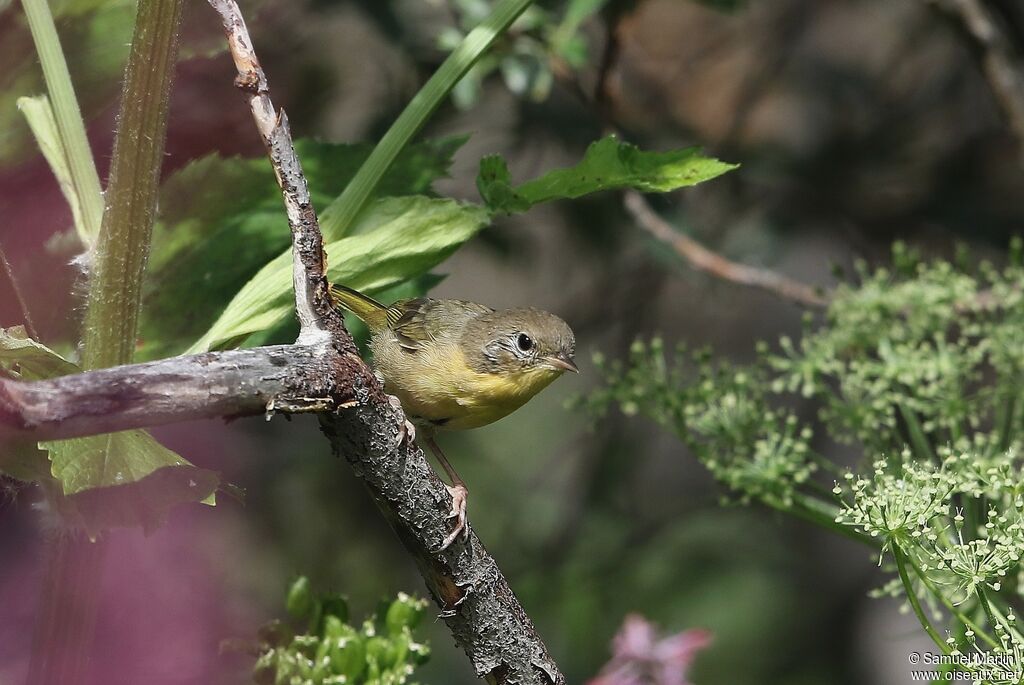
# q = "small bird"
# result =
<box><xmin>330</xmin><ymin>283</ymin><xmax>578</xmax><ymax>550</ymax></box>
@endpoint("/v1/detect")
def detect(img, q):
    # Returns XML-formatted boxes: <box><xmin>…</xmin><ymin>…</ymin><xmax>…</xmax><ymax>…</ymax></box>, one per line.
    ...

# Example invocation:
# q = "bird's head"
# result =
<box><xmin>464</xmin><ymin>308</ymin><xmax>578</xmax><ymax>381</ymax></box>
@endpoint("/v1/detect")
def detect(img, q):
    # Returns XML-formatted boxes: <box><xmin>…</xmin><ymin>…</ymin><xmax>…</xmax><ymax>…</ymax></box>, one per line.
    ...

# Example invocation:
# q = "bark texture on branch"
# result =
<box><xmin>323</xmin><ymin>403</ymin><xmax>564</xmax><ymax>684</ymax></box>
<box><xmin>205</xmin><ymin>0</ymin><xmax>565</xmax><ymax>680</ymax></box>
<box><xmin>0</xmin><ymin>346</ymin><xmax>343</xmax><ymax>441</ymax></box>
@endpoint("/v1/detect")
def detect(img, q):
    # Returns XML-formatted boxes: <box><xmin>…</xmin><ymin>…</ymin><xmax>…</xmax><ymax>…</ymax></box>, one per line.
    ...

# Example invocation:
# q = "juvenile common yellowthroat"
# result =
<box><xmin>330</xmin><ymin>284</ymin><xmax>578</xmax><ymax>549</ymax></box>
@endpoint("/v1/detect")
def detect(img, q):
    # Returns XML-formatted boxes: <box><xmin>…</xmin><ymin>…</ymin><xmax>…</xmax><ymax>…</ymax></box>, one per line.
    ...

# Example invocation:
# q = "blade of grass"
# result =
<box><xmin>17</xmin><ymin>95</ymin><xmax>91</xmax><ymax>240</ymax></box>
<box><xmin>318</xmin><ymin>0</ymin><xmax>534</xmax><ymax>239</ymax></box>
<box><xmin>19</xmin><ymin>0</ymin><xmax>104</xmax><ymax>247</ymax></box>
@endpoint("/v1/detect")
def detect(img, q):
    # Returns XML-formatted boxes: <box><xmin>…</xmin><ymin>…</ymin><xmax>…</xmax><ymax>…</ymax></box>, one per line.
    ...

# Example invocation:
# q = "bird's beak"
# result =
<box><xmin>544</xmin><ymin>353</ymin><xmax>579</xmax><ymax>374</ymax></box>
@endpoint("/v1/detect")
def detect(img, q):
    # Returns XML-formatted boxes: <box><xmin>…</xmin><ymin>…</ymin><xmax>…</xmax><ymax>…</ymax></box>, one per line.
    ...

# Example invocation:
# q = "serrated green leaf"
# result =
<box><xmin>477</xmin><ymin>135</ymin><xmax>739</xmax><ymax>214</ymax></box>
<box><xmin>140</xmin><ymin>137</ymin><xmax>467</xmax><ymax>360</ymax></box>
<box><xmin>186</xmin><ymin>196</ymin><xmax>490</xmax><ymax>353</ymax></box>
<box><xmin>0</xmin><ymin>327</ymin><xmax>216</xmax><ymax>526</ymax></box>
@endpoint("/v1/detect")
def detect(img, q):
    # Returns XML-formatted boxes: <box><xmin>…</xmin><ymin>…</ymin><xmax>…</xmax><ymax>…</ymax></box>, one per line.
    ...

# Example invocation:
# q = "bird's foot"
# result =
<box><xmin>438</xmin><ymin>483</ymin><xmax>469</xmax><ymax>551</ymax></box>
<box><xmin>387</xmin><ymin>394</ymin><xmax>416</xmax><ymax>447</ymax></box>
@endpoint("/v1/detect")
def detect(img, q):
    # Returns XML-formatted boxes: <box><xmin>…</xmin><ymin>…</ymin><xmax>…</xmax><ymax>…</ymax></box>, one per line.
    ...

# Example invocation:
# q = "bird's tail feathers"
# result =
<box><xmin>329</xmin><ymin>284</ymin><xmax>389</xmax><ymax>331</ymax></box>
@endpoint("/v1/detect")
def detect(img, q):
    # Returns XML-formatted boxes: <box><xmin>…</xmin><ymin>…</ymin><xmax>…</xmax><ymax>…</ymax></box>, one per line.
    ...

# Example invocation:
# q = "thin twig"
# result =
<box><xmin>207</xmin><ymin>0</ymin><xmax>341</xmax><ymax>347</ymax></box>
<box><xmin>0</xmin><ymin>241</ymin><xmax>38</xmax><ymax>339</ymax></box>
<box><xmin>623</xmin><ymin>190</ymin><xmax>828</xmax><ymax>307</ymax></box>
<box><xmin>551</xmin><ymin>23</ymin><xmax>830</xmax><ymax>310</ymax></box>
<box><xmin>932</xmin><ymin>0</ymin><xmax>1024</xmax><ymax>160</ymax></box>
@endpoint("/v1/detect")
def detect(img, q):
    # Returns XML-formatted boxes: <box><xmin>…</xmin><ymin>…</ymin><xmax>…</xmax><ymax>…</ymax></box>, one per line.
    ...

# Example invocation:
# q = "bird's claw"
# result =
<box><xmin>387</xmin><ymin>394</ymin><xmax>416</xmax><ymax>447</ymax></box>
<box><xmin>438</xmin><ymin>483</ymin><xmax>469</xmax><ymax>551</ymax></box>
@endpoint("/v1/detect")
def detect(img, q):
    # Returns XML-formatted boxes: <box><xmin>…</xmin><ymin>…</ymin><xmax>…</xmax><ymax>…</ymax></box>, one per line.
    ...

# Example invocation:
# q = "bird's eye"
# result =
<box><xmin>516</xmin><ymin>332</ymin><xmax>534</xmax><ymax>353</ymax></box>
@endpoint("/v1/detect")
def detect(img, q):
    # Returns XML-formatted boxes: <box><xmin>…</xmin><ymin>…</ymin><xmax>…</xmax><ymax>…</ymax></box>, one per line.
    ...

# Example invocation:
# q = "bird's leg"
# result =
<box><xmin>424</xmin><ymin>431</ymin><xmax>469</xmax><ymax>551</ymax></box>
<box><xmin>387</xmin><ymin>394</ymin><xmax>416</xmax><ymax>446</ymax></box>
<box><xmin>376</xmin><ymin>370</ymin><xmax>416</xmax><ymax>447</ymax></box>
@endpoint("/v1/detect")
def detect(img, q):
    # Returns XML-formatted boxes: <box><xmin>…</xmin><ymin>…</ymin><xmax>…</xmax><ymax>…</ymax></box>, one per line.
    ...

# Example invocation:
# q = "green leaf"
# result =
<box><xmin>186</xmin><ymin>196</ymin><xmax>490</xmax><ymax>353</ymax></box>
<box><xmin>0</xmin><ymin>327</ymin><xmax>216</xmax><ymax>527</ymax></box>
<box><xmin>18</xmin><ymin>0</ymin><xmax>107</xmax><ymax>243</ymax></box>
<box><xmin>0</xmin><ymin>440</ymin><xmax>50</xmax><ymax>483</ymax></box>
<box><xmin>45</xmin><ymin>460</ymin><xmax>220</xmax><ymax>536</ymax></box>
<box><xmin>40</xmin><ymin>431</ymin><xmax>218</xmax><ymax>534</ymax></box>
<box><xmin>477</xmin><ymin>135</ymin><xmax>739</xmax><ymax>214</ymax></box>
<box><xmin>317</xmin><ymin>0</ymin><xmax>534</xmax><ymax>239</ymax></box>
<box><xmin>17</xmin><ymin>95</ymin><xmax>95</xmax><ymax>243</ymax></box>
<box><xmin>140</xmin><ymin>137</ymin><xmax>467</xmax><ymax>359</ymax></box>
<box><xmin>0</xmin><ymin>325</ymin><xmax>79</xmax><ymax>379</ymax></box>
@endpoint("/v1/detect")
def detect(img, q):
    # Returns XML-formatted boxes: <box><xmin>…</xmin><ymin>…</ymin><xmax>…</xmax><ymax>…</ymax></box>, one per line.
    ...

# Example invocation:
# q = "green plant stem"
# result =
<box><xmin>898</xmin><ymin>404</ymin><xmax>939</xmax><ymax>465</ymax></box>
<box><xmin>19</xmin><ymin>0</ymin><xmax>104</xmax><ymax>245</ymax></box>
<box><xmin>904</xmin><ymin>553</ymin><xmax>1000</xmax><ymax>649</ymax></box>
<box><xmin>318</xmin><ymin>0</ymin><xmax>533</xmax><ymax>239</ymax></box>
<box><xmin>785</xmin><ymin>494</ymin><xmax>876</xmax><ymax>546</ymax></box>
<box><xmin>893</xmin><ymin>543</ymin><xmax>952</xmax><ymax>654</ymax></box>
<box><xmin>80</xmin><ymin>0</ymin><xmax>185</xmax><ymax>370</ymax></box>
<box><xmin>976</xmin><ymin>587</ymin><xmax>1002</xmax><ymax>639</ymax></box>
<box><xmin>29</xmin><ymin>2</ymin><xmax>185</xmax><ymax>682</ymax></box>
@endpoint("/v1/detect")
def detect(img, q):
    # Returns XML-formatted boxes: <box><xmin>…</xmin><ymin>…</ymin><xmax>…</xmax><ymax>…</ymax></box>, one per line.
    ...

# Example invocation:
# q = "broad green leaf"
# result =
<box><xmin>477</xmin><ymin>135</ymin><xmax>739</xmax><ymax>214</ymax></box>
<box><xmin>246</xmin><ymin>272</ymin><xmax>448</xmax><ymax>351</ymax></box>
<box><xmin>43</xmin><ymin>460</ymin><xmax>220</xmax><ymax>536</ymax></box>
<box><xmin>43</xmin><ymin>430</ymin><xmax>205</xmax><ymax>496</ymax></box>
<box><xmin>39</xmin><ymin>431</ymin><xmax>218</xmax><ymax>534</ymax></box>
<box><xmin>140</xmin><ymin>137</ymin><xmax>467</xmax><ymax>360</ymax></box>
<box><xmin>186</xmin><ymin>196</ymin><xmax>490</xmax><ymax>353</ymax></box>
<box><xmin>0</xmin><ymin>327</ymin><xmax>216</xmax><ymax>529</ymax></box>
<box><xmin>0</xmin><ymin>325</ymin><xmax>79</xmax><ymax>379</ymax></box>
<box><xmin>0</xmin><ymin>440</ymin><xmax>50</xmax><ymax>483</ymax></box>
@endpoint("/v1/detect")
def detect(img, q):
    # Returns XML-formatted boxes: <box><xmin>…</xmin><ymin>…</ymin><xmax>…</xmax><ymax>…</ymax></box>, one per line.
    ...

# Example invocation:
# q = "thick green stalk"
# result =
<box><xmin>318</xmin><ymin>0</ymin><xmax>534</xmax><ymax>239</ymax></box>
<box><xmin>80</xmin><ymin>0</ymin><xmax>185</xmax><ymax>370</ymax></box>
<box><xmin>898</xmin><ymin>404</ymin><xmax>939</xmax><ymax>465</ymax></box>
<box><xmin>28</xmin><ymin>2</ymin><xmax>185</xmax><ymax>683</ymax></box>
<box><xmin>20</xmin><ymin>0</ymin><xmax>104</xmax><ymax>245</ymax></box>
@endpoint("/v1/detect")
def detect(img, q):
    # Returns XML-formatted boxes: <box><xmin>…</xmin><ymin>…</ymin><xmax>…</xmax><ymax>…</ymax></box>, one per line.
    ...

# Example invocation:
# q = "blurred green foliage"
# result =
<box><xmin>254</xmin><ymin>577</ymin><xmax>430</xmax><ymax>685</ymax></box>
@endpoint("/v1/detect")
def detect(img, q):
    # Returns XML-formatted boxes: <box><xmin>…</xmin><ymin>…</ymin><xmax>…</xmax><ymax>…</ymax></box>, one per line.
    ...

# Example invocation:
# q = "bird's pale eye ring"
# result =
<box><xmin>515</xmin><ymin>332</ymin><xmax>534</xmax><ymax>353</ymax></box>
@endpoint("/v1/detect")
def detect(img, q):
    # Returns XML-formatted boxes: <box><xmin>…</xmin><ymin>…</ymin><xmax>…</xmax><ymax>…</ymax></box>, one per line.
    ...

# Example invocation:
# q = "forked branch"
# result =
<box><xmin>0</xmin><ymin>1</ymin><xmax>566</xmax><ymax>682</ymax></box>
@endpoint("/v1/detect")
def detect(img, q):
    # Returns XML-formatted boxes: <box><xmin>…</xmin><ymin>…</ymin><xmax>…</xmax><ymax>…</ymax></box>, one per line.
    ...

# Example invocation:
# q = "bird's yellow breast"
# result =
<box><xmin>370</xmin><ymin>335</ymin><xmax>560</xmax><ymax>430</ymax></box>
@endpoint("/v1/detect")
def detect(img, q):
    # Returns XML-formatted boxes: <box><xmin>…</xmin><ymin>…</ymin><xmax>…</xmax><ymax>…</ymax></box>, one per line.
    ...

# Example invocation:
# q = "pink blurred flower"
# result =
<box><xmin>587</xmin><ymin>614</ymin><xmax>712</xmax><ymax>685</ymax></box>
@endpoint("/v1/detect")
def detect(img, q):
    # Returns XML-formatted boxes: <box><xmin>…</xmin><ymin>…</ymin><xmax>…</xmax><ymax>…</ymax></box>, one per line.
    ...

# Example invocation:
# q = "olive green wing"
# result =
<box><xmin>386</xmin><ymin>298</ymin><xmax>492</xmax><ymax>351</ymax></box>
